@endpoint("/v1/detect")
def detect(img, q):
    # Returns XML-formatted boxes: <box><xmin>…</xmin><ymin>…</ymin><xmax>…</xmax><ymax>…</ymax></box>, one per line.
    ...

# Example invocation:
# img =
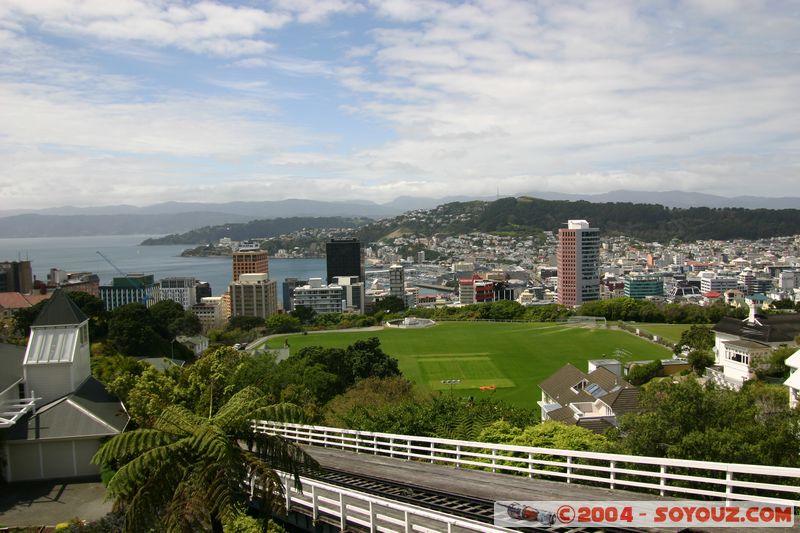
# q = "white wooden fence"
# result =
<box><xmin>276</xmin><ymin>474</ymin><xmax>516</xmax><ymax>533</ymax></box>
<box><xmin>254</xmin><ymin>421</ymin><xmax>800</xmax><ymax>507</ymax></box>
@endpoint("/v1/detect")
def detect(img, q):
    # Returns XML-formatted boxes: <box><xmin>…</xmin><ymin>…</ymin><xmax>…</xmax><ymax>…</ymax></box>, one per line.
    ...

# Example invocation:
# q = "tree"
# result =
<box><xmin>12</xmin><ymin>299</ymin><xmax>48</xmax><ymax>336</ymax></box>
<box><xmin>93</xmin><ymin>387</ymin><xmax>318</xmax><ymax>532</ymax></box>
<box><xmin>687</xmin><ymin>349</ymin><xmax>715</xmax><ymax>375</ymax></box>
<box><xmin>265</xmin><ymin>314</ymin><xmax>302</xmax><ymax>334</ymax></box>
<box><xmin>149</xmin><ymin>300</ymin><xmax>187</xmax><ymax>337</ymax></box>
<box><xmin>107</xmin><ymin>303</ymin><xmax>162</xmax><ymax>357</ymax></box>
<box><xmin>627</xmin><ymin>360</ymin><xmax>663</xmax><ymax>386</ymax></box>
<box><xmin>674</xmin><ymin>325</ymin><xmax>715</xmax><ymax>355</ymax></box>
<box><xmin>610</xmin><ymin>379</ymin><xmax>800</xmax><ymax>466</ymax></box>
<box><xmin>290</xmin><ymin>305</ymin><xmax>316</xmax><ymax>325</ymax></box>
<box><xmin>226</xmin><ymin>315</ymin><xmax>264</xmax><ymax>332</ymax></box>
<box><xmin>373</xmin><ymin>295</ymin><xmax>405</xmax><ymax>314</ymax></box>
<box><xmin>170</xmin><ymin>312</ymin><xmax>202</xmax><ymax>337</ymax></box>
<box><xmin>150</xmin><ymin>300</ymin><xmax>202</xmax><ymax>338</ymax></box>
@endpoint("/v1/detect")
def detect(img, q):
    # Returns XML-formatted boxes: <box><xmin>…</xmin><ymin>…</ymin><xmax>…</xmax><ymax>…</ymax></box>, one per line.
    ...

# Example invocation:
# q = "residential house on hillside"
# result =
<box><xmin>538</xmin><ymin>360</ymin><xmax>640</xmax><ymax>433</ymax></box>
<box><xmin>0</xmin><ymin>290</ymin><xmax>128</xmax><ymax>482</ymax></box>
<box><xmin>712</xmin><ymin>301</ymin><xmax>800</xmax><ymax>390</ymax></box>
<box><xmin>784</xmin><ymin>349</ymin><xmax>800</xmax><ymax>409</ymax></box>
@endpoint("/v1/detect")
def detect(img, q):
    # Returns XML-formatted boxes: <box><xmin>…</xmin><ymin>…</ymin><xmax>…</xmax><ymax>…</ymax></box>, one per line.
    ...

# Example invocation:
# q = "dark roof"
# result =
<box><xmin>576</xmin><ymin>417</ymin><xmax>615</xmax><ymax>433</ymax></box>
<box><xmin>0</xmin><ymin>343</ymin><xmax>25</xmax><ymax>392</ymax></box>
<box><xmin>539</xmin><ymin>364</ymin><xmax>595</xmax><ymax>405</ymax></box>
<box><xmin>540</xmin><ymin>364</ymin><xmax>632</xmax><ymax>407</ymax></box>
<box><xmin>6</xmin><ymin>377</ymin><xmax>127</xmax><ymax>441</ymax></box>
<box><xmin>587</xmin><ymin>367</ymin><xmax>623</xmax><ymax>392</ymax></box>
<box><xmin>601</xmin><ymin>387</ymin><xmax>640</xmax><ymax>415</ymax></box>
<box><xmin>31</xmin><ymin>290</ymin><xmax>88</xmax><ymax>327</ymax></box>
<box><xmin>714</xmin><ymin>314</ymin><xmax>800</xmax><ymax>343</ymax></box>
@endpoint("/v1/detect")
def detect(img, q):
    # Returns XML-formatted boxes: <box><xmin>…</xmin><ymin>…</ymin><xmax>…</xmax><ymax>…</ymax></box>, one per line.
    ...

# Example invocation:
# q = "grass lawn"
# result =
<box><xmin>627</xmin><ymin>323</ymin><xmax>708</xmax><ymax>343</ymax></box>
<box><xmin>266</xmin><ymin>322</ymin><xmax>672</xmax><ymax>408</ymax></box>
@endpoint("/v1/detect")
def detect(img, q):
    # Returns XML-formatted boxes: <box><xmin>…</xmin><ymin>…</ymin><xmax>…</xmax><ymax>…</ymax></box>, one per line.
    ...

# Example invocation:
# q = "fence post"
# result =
<box><xmin>430</xmin><ymin>441</ymin><xmax>435</xmax><ymax>464</ymax></box>
<box><xmin>312</xmin><ymin>484</ymin><xmax>318</xmax><ymax>522</ymax></box>
<box><xmin>566</xmin><ymin>456</ymin><xmax>573</xmax><ymax>483</ymax></box>
<box><xmin>339</xmin><ymin>492</ymin><xmax>346</xmax><ymax>531</ymax></box>
<box><xmin>528</xmin><ymin>452</ymin><xmax>533</xmax><ymax>478</ymax></box>
<box><xmin>610</xmin><ymin>461</ymin><xmax>616</xmax><ymax>490</ymax></box>
<box><xmin>390</xmin><ymin>437</ymin><xmax>394</xmax><ymax>459</ymax></box>
<box><xmin>725</xmin><ymin>471</ymin><xmax>733</xmax><ymax>506</ymax></box>
<box><xmin>373</xmin><ymin>435</ymin><xmax>378</xmax><ymax>455</ymax></box>
<box><xmin>369</xmin><ymin>500</ymin><xmax>376</xmax><ymax>533</ymax></box>
<box><xmin>456</xmin><ymin>444</ymin><xmax>461</xmax><ymax>468</ymax></box>
<box><xmin>492</xmin><ymin>448</ymin><xmax>497</xmax><ymax>473</ymax></box>
<box><xmin>660</xmin><ymin>465</ymin><xmax>667</xmax><ymax>496</ymax></box>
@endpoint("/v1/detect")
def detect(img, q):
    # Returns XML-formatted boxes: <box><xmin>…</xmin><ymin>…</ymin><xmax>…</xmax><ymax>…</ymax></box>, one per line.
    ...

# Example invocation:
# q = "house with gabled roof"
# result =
<box><xmin>538</xmin><ymin>360</ymin><xmax>640</xmax><ymax>433</ymax></box>
<box><xmin>712</xmin><ymin>302</ymin><xmax>800</xmax><ymax>390</ymax></box>
<box><xmin>1</xmin><ymin>290</ymin><xmax>128</xmax><ymax>482</ymax></box>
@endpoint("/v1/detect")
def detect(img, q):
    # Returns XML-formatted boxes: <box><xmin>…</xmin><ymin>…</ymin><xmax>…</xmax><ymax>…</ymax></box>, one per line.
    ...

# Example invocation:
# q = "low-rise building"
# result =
<box><xmin>99</xmin><ymin>273</ymin><xmax>160</xmax><ymax>311</ymax></box>
<box><xmin>292</xmin><ymin>278</ymin><xmax>345</xmax><ymax>315</ymax></box>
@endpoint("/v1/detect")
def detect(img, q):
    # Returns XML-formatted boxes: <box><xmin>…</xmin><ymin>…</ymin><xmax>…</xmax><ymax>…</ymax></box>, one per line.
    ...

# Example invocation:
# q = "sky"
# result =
<box><xmin>0</xmin><ymin>0</ymin><xmax>798</xmax><ymax>210</ymax></box>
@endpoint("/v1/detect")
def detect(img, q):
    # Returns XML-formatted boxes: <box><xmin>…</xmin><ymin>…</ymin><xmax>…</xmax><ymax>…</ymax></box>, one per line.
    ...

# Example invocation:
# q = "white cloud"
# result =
<box><xmin>329</xmin><ymin>0</ymin><xmax>800</xmax><ymax>197</ymax></box>
<box><xmin>272</xmin><ymin>0</ymin><xmax>365</xmax><ymax>24</ymax></box>
<box><xmin>2</xmin><ymin>0</ymin><xmax>290</xmax><ymax>57</ymax></box>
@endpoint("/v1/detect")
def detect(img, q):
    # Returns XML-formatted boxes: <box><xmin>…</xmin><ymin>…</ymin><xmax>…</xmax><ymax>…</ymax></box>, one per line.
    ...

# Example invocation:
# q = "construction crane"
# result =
<box><xmin>96</xmin><ymin>251</ymin><xmax>151</xmax><ymax>306</ymax></box>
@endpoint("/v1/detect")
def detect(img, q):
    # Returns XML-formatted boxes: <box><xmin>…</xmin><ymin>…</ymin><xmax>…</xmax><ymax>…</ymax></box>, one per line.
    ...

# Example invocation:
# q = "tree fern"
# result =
<box><xmin>92</xmin><ymin>389</ymin><xmax>318</xmax><ymax>532</ymax></box>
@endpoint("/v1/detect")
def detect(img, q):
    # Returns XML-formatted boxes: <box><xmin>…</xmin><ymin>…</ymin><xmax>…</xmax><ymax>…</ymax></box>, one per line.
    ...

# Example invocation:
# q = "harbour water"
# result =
<box><xmin>0</xmin><ymin>235</ymin><xmax>326</xmax><ymax>305</ymax></box>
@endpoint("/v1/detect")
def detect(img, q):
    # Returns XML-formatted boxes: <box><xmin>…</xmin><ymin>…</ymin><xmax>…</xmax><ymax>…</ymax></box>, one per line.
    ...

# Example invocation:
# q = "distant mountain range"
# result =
<box><xmin>1</xmin><ymin>191</ymin><xmax>799</xmax><ymax>238</ymax></box>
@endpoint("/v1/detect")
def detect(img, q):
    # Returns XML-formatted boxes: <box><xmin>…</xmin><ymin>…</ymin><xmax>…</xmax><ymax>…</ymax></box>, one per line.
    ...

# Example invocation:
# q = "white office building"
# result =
<box><xmin>293</xmin><ymin>278</ymin><xmax>345</xmax><ymax>314</ymax></box>
<box><xmin>159</xmin><ymin>277</ymin><xmax>197</xmax><ymax>310</ymax></box>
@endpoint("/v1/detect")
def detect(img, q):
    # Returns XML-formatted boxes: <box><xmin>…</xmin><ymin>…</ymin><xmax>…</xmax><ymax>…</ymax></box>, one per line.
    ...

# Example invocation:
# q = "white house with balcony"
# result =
<box><xmin>712</xmin><ymin>298</ymin><xmax>800</xmax><ymax>390</ymax></box>
<box><xmin>785</xmin><ymin>349</ymin><xmax>800</xmax><ymax>409</ymax></box>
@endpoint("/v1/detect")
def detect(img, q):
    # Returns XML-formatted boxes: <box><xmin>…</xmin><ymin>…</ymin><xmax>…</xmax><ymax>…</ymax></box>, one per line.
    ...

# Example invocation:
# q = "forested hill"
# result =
<box><xmin>356</xmin><ymin>196</ymin><xmax>800</xmax><ymax>242</ymax></box>
<box><xmin>475</xmin><ymin>197</ymin><xmax>800</xmax><ymax>241</ymax></box>
<box><xmin>141</xmin><ymin>216</ymin><xmax>371</xmax><ymax>245</ymax></box>
<box><xmin>141</xmin><ymin>197</ymin><xmax>800</xmax><ymax>245</ymax></box>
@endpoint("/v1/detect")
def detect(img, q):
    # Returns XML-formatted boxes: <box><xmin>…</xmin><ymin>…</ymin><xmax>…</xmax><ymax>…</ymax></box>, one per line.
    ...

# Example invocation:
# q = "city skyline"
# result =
<box><xmin>1</xmin><ymin>0</ymin><xmax>798</xmax><ymax>210</ymax></box>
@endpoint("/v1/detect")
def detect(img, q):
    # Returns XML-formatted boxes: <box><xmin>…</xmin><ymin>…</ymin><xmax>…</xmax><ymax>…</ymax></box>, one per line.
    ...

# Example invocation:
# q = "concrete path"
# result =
<box><xmin>0</xmin><ymin>479</ymin><xmax>112</xmax><ymax>527</ymax></box>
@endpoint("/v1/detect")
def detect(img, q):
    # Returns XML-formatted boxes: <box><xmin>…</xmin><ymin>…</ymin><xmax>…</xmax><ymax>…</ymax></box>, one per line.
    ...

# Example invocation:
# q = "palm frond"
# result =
<box><xmin>249</xmin><ymin>402</ymin><xmax>310</xmax><ymax>424</ymax></box>
<box><xmin>187</xmin><ymin>423</ymin><xmax>232</xmax><ymax>462</ymax></box>
<box><xmin>107</xmin><ymin>439</ymin><xmax>188</xmax><ymax>500</ymax></box>
<box><xmin>92</xmin><ymin>429</ymin><xmax>175</xmax><ymax>466</ymax></box>
<box><xmin>154</xmin><ymin>404</ymin><xmax>206</xmax><ymax>436</ymax></box>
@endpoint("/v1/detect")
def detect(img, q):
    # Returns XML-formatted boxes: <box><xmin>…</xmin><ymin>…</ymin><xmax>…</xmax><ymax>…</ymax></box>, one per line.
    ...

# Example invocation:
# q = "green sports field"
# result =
<box><xmin>265</xmin><ymin>322</ymin><xmax>672</xmax><ymax>407</ymax></box>
<box><xmin>627</xmin><ymin>323</ymin><xmax>701</xmax><ymax>343</ymax></box>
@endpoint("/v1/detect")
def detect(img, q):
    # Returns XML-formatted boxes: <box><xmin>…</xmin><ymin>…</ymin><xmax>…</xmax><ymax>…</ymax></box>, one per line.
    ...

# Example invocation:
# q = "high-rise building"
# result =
<box><xmin>557</xmin><ymin>220</ymin><xmax>600</xmax><ymax>307</ymax></box>
<box><xmin>389</xmin><ymin>265</ymin><xmax>405</xmax><ymax>299</ymax></box>
<box><xmin>228</xmin><ymin>273</ymin><xmax>278</xmax><ymax>319</ymax></box>
<box><xmin>232</xmin><ymin>250</ymin><xmax>268</xmax><ymax>282</ymax></box>
<box><xmin>282</xmin><ymin>278</ymin><xmax>308</xmax><ymax>312</ymax></box>
<box><xmin>0</xmin><ymin>261</ymin><xmax>33</xmax><ymax>293</ymax></box>
<box><xmin>326</xmin><ymin>238</ymin><xmax>363</xmax><ymax>284</ymax></box>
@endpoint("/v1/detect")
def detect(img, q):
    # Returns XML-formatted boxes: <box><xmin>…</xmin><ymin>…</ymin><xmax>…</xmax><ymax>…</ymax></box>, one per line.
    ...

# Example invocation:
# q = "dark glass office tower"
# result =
<box><xmin>326</xmin><ymin>238</ymin><xmax>364</xmax><ymax>284</ymax></box>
